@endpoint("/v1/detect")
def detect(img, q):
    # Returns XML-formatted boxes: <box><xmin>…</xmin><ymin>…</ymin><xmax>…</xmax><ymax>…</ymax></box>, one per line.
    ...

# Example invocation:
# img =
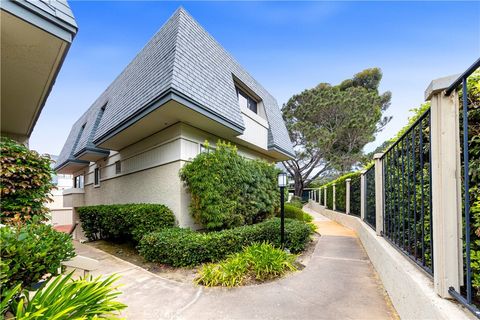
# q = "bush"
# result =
<box><xmin>7</xmin><ymin>272</ymin><xmax>126</xmax><ymax>319</ymax></box>
<box><xmin>277</xmin><ymin>204</ymin><xmax>313</xmax><ymax>223</ymax></box>
<box><xmin>138</xmin><ymin>218</ymin><xmax>313</xmax><ymax>267</ymax></box>
<box><xmin>0</xmin><ymin>138</ymin><xmax>54</xmax><ymax>224</ymax></box>
<box><xmin>0</xmin><ymin>223</ymin><xmax>76</xmax><ymax>290</ymax></box>
<box><xmin>288</xmin><ymin>196</ymin><xmax>304</xmax><ymax>209</ymax></box>
<box><xmin>78</xmin><ymin>203</ymin><xmax>175</xmax><ymax>243</ymax></box>
<box><xmin>196</xmin><ymin>242</ymin><xmax>297</xmax><ymax>287</ymax></box>
<box><xmin>180</xmin><ymin>141</ymin><xmax>280</xmax><ymax>230</ymax></box>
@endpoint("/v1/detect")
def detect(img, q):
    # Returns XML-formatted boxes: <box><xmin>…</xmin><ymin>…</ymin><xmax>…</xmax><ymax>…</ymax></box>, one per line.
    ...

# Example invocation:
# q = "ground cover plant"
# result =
<box><xmin>4</xmin><ymin>272</ymin><xmax>126</xmax><ymax>319</ymax></box>
<box><xmin>195</xmin><ymin>242</ymin><xmax>297</xmax><ymax>287</ymax></box>
<box><xmin>180</xmin><ymin>141</ymin><xmax>280</xmax><ymax>230</ymax></box>
<box><xmin>138</xmin><ymin>218</ymin><xmax>313</xmax><ymax>267</ymax></box>
<box><xmin>0</xmin><ymin>138</ymin><xmax>54</xmax><ymax>225</ymax></box>
<box><xmin>78</xmin><ymin>203</ymin><xmax>175</xmax><ymax>243</ymax></box>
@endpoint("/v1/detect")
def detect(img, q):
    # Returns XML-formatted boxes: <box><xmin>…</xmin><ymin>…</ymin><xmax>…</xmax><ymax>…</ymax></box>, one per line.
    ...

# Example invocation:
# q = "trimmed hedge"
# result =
<box><xmin>138</xmin><ymin>218</ymin><xmax>313</xmax><ymax>267</ymax></box>
<box><xmin>277</xmin><ymin>204</ymin><xmax>312</xmax><ymax>222</ymax></box>
<box><xmin>78</xmin><ymin>204</ymin><xmax>175</xmax><ymax>243</ymax></box>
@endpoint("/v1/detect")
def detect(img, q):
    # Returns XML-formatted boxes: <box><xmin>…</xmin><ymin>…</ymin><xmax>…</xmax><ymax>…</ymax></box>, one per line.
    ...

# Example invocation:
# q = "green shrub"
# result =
<box><xmin>303</xmin><ymin>212</ymin><xmax>314</xmax><ymax>222</ymax></box>
<box><xmin>277</xmin><ymin>204</ymin><xmax>312</xmax><ymax>223</ymax></box>
<box><xmin>78</xmin><ymin>203</ymin><xmax>175</xmax><ymax>243</ymax></box>
<box><xmin>8</xmin><ymin>272</ymin><xmax>126</xmax><ymax>319</ymax></box>
<box><xmin>288</xmin><ymin>196</ymin><xmax>304</xmax><ymax>209</ymax></box>
<box><xmin>180</xmin><ymin>141</ymin><xmax>280</xmax><ymax>230</ymax></box>
<box><xmin>196</xmin><ymin>242</ymin><xmax>297</xmax><ymax>287</ymax></box>
<box><xmin>0</xmin><ymin>138</ymin><xmax>54</xmax><ymax>224</ymax></box>
<box><xmin>138</xmin><ymin>218</ymin><xmax>313</xmax><ymax>267</ymax></box>
<box><xmin>0</xmin><ymin>223</ymin><xmax>76</xmax><ymax>291</ymax></box>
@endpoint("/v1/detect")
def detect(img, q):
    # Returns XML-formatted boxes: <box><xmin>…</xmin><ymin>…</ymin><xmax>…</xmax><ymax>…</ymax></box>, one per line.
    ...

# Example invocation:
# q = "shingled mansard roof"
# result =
<box><xmin>56</xmin><ymin>7</ymin><xmax>294</xmax><ymax>170</ymax></box>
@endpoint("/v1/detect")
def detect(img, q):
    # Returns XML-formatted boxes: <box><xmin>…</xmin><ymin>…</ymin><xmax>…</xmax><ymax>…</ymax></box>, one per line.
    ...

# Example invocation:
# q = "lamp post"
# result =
<box><xmin>278</xmin><ymin>172</ymin><xmax>288</xmax><ymax>248</ymax></box>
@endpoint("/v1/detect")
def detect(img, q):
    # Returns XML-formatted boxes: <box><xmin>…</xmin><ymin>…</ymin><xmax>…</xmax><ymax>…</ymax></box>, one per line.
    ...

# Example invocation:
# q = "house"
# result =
<box><xmin>56</xmin><ymin>7</ymin><xmax>294</xmax><ymax>232</ymax></box>
<box><xmin>47</xmin><ymin>155</ymin><xmax>74</xmax><ymax>228</ymax></box>
<box><xmin>1</xmin><ymin>0</ymin><xmax>77</xmax><ymax>144</ymax></box>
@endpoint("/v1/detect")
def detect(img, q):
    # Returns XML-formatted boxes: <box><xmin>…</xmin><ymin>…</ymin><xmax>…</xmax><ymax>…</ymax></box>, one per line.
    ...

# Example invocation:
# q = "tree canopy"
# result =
<box><xmin>282</xmin><ymin>68</ymin><xmax>391</xmax><ymax>196</ymax></box>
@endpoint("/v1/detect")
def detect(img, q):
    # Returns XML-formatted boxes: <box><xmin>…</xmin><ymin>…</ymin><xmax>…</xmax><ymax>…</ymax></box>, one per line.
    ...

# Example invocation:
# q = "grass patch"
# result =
<box><xmin>195</xmin><ymin>242</ymin><xmax>297</xmax><ymax>287</ymax></box>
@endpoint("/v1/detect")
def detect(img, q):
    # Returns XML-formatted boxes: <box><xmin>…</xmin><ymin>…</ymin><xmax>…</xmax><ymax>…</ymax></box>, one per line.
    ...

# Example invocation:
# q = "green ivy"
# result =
<box><xmin>180</xmin><ymin>141</ymin><xmax>280</xmax><ymax>230</ymax></box>
<box><xmin>0</xmin><ymin>138</ymin><xmax>54</xmax><ymax>224</ymax></box>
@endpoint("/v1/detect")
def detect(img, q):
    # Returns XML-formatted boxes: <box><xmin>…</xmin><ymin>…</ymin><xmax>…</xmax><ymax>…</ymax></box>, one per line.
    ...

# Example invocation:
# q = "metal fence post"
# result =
<box><xmin>426</xmin><ymin>75</ymin><xmax>462</xmax><ymax>298</ymax></box>
<box><xmin>333</xmin><ymin>183</ymin><xmax>336</xmax><ymax>211</ymax></box>
<box><xmin>346</xmin><ymin>178</ymin><xmax>351</xmax><ymax>215</ymax></box>
<box><xmin>373</xmin><ymin>154</ymin><xmax>384</xmax><ymax>236</ymax></box>
<box><xmin>360</xmin><ymin>170</ymin><xmax>366</xmax><ymax>220</ymax></box>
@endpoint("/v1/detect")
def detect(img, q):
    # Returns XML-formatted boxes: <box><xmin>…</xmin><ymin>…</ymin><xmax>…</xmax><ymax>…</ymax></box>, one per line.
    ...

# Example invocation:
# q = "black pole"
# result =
<box><xmin>280</xmin><ymin>186</ymin><xmax>285</xmax><ymax>248</ymax></box>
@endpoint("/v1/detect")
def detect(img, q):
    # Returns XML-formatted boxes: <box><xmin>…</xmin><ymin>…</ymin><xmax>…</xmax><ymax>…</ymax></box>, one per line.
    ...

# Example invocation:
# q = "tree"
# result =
<box><xmin>282</xmin><ymin>68</ymin><xmax>391</xmax><ymax>196</ymax></box>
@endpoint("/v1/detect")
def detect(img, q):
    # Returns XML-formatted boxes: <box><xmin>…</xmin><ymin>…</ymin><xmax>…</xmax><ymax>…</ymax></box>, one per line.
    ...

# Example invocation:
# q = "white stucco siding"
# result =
<box><xmin>237</xmin><ymin>107</ymin><xmax>269</xmax><ymax>150</ymax></box>
<box><xmin>69</xmin><ymin>122</ymin><xmax>276</xmax><ymax>230</ymax></box>
<box><xmin>82</xmin><ymin>161</ymin><xmax>196</xmax><ymax>229</ymax></box>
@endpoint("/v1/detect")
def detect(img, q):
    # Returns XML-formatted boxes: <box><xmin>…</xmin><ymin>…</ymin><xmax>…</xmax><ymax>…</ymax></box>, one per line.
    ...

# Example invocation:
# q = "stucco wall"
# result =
<box><xmin>69</xmin><ymin>122</ymin><xmax>277</xmax><ymax>231</ymax></box>
<box><xmin>82</xmin><ymin>161</ymin><xmax>196</xmax><ymax>229</ymax></box>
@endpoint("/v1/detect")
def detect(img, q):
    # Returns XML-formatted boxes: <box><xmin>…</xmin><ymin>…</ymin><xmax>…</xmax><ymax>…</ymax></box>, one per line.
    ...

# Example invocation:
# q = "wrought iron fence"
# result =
<box><xmin>326</xmin><ymin>184</ymin><xmax>334</xmax><ymax>210</ymax></box>
<box><xmin>335</xmin><ymin>181</ymin><xmax>346</xmax><ymax>213</ymax></box>
<box><xmin>445</xmin><ymin>59</ymin><xmax>480</xmax><ymax>317</ymax></box>
<box><xmin>364</xmin><ymin>166</ymin><xmax>376</xmax><ymax>229</ymax></box>
<box><xmin>350</xmin><ymin>176</ymin><xmax>361</xmax><ymax>217</ymax></box>
<box><xmin>381</xmin><ymin>109</ymin><xmax>434</xmax><ymax>275</ymax></box>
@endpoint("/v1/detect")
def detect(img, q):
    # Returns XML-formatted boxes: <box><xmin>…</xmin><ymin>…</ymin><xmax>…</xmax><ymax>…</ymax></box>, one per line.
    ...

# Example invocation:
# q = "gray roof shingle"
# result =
<box><xmin>56</xmin><ymin>7</ymin><xmax>293</xmax><ymax>170</ymax></box>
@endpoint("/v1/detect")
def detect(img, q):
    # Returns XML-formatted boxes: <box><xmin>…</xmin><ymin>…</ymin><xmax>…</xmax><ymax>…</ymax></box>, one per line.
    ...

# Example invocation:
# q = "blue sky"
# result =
<box><xmin>30</xmin><ymin>1</ymin><xmax>480</xmax><ymax>155</ymax></box>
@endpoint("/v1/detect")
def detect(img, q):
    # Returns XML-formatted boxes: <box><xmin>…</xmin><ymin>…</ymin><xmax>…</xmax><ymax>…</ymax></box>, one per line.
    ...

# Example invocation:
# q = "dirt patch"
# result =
<box><xmin>86</xmin><ymin>233</ymin><xmax>320</xmax><ymax>285</ymax></box>
<box><xmin>87</xmin><ymin>240</ymin><xmax>198</xmax><ymax>283</ymax></box>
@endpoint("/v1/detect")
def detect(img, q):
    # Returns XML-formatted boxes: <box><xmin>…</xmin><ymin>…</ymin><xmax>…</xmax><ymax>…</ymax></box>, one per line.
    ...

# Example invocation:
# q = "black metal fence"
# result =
<box><xmin>364</xmin><ymin>166</ymin><xmax>376</xmax><ymax>229</ymax></box>
<box><xmin>350</xmin><ymin>176</ymin><xmax>361</xmax><ymax>217</ymax></box>
<box><xmin>445</xmin><ymin>59</ymin><xmax>480</xmax><ymax>317</ymax></box>
<box><xmin>382</xmin><ymin>109</ymin><xmax>434</xmax><ymax>275</ymax></box>
<box><xmin>335</xmin><ymin>181</ymin><xmax>346</xmax><ymax>213</ymax></box>
<box><xmin>326</xmin><ymin>184</ymin><xmax>334</xmax><ymax>210</ymax></box>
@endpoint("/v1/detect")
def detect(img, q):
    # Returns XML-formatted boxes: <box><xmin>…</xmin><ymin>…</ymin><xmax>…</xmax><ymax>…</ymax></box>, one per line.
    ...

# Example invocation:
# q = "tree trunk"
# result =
<box><xmin>294</xmin><ymin>173</ymin><xmax>304</xmax><ymax>197</ymax></box>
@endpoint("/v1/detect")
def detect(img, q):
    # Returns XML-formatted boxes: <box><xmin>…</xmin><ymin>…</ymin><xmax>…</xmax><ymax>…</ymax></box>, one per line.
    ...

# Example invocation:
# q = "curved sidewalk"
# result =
<box><xmin>75</xmin><ymin>208</ymin><xmax>398</xmax><ymax>319</ymax></box>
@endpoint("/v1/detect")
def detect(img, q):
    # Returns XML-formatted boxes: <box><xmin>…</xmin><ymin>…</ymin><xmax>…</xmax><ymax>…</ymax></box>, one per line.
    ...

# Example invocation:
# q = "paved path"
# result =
<box><xmin>75</xmin><ymin>208</ymin><xmax>398</xmax><ymax>320</ymax></box>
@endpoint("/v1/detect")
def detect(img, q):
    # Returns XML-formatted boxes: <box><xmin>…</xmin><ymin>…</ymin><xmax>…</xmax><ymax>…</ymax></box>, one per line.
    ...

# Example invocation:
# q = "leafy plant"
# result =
<box><xmin>196</xmin><ymin>242</ymin><xmax>297</xmax><ymax>287</ymax></box>
<box><xmin>9</xmin><ymin>272</ymin><xmax>126</xmax><ymax>319</ymax></box>
<box><xmin>288</xmin><ymin>197</ymin><xmax>304</xmax><ymax>209</ymax></box>
<box><xmin>138</xmin><ymin>218</ymin><xmax>313</xmax><ymax>267</ymax></box>
<box><xmin>180</xmin><ymin>141</ymin><xmax>280</xmax><ymax>230</ymax></box>
<box><xmin>0</xmin><ymin>138</ymin><xmax>54</xmax><ymax>224</ymax></box>
<box><xmin>77</xmin><ymin>203</ymin><xmax>175</xmax><ymax>243</ymax></box>
<box><xmin>277</xmin><ymin>204</ymin><xmax>311</xmax><ymax>222</ymax></box>
<box><xmin>0</xmin><ymin>223</ymin><xmax>76</xmax><ymax>291</ymax></box>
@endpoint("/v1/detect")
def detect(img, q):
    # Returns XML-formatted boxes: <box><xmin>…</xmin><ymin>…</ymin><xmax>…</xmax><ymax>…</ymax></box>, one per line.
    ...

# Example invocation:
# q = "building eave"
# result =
<box><xmin>93</xmin><ymin>88</ymin><xmax>245</xmax><ymax>147</ymax></box>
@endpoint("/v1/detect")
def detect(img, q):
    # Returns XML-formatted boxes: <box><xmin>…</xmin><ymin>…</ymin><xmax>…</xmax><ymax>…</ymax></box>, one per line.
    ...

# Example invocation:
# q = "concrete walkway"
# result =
<box><xmin>74</xmin><ymin>208</ymin><xmax>398</xmax><ymax>320</ymax></box>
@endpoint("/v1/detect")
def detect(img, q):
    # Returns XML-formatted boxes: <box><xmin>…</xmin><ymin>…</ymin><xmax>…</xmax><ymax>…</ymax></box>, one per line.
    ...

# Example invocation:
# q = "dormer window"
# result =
<box><xmin>236</xmin><ymin>87</ymin><xmax>257</xmax><ymax>114</ymax></box>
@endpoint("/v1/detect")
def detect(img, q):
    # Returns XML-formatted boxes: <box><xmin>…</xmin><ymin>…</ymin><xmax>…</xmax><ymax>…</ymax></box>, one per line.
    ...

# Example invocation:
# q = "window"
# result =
<box><xmin>74</xmin><ymin>175</ymin><xmax>84</xmax><ymax>188</ymax></box>
<box><xmin>236</xmin><ymin>87</ymin><xmax>257</xmax><ymax>114</ymax></box>
<box><xmin>94</xmin><ymin>168</ymin><xmax>100</xmax><ymax>186</ymax></box>
<box><xmin>115</xmin><ymin>161</ymin><xmax>121</xmax><ymax>174</ymax></box>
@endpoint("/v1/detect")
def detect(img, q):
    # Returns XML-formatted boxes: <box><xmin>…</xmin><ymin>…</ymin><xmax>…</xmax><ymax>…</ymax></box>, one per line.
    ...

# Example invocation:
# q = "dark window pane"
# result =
<box><xmin>247</xmin><ymin>97</ymin><xmax>257</xmax><ymax>113</ymax></box>
<box><xmin>115</xmin><ymin>161</ymin><xmax>121</xmax><ymax>174</ymax></box>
